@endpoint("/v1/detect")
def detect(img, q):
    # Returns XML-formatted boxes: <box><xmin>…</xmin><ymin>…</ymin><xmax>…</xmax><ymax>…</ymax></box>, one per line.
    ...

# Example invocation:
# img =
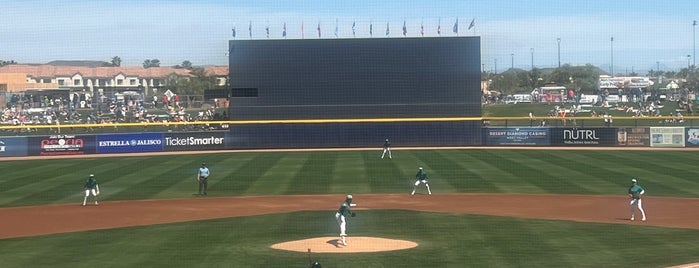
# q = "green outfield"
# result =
<box><xmin>1</xmin><ymin>149</ymin><xmax>699</xmax><ymax>267</ymax></box>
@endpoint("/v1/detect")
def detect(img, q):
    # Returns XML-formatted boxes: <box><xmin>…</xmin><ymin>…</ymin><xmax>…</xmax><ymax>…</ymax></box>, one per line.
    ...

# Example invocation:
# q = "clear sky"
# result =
<box><xmin>0</xmin><ymin>0</ymin><xmax>697</xmax><ymax>73</ymax></box>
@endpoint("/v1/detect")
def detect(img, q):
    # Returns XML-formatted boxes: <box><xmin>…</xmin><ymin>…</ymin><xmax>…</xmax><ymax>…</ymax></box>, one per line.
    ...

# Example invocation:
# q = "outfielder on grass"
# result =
<box><xmin>82</xmin><ymin>174</ymin><xmax>100</xmax><ymax>206</ymax></box>
<box><xmin>628</xmin><ymin>177</ymin><xmax>647</xmax><ymax>221</ymax></box>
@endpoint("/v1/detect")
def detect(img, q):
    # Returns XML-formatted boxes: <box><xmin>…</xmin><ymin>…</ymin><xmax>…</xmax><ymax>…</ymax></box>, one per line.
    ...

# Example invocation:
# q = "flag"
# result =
<box><xmin>317</xmin><ymin>22</ymin><xmax>321</xmax><ymax>38</ymax></box>
<box><xmin>468</xmin><ymin>18</ymin><xmax>475</xmax><ymax>30</ymax></box>
<box><xmin>402</xmin><ymin>20</ymin><xmax>407</xmax><ymax>36</ymax></box>
<box><xmin>453</xmin><ymin>18</ymin><xmax>459</xmax><ymax>35</ymax></box>
<box><xmin>437</xmin><ymin>18</ymin><xmax>441</xmax><ymax>36</ymax></box>
<box><xmin>283</xmin><ymin>22</ymin><xmax>287</xmax><ymax>38</ymax></box>
<box><xmin>385</xmin><ymin>22</ymin><xmax>389</xmax><ymax>36</ymax></box>
<box><xmin>352</xmin><ymin>21</ymin><xmax>356</xmax><ymax>37</ymax></box>
<box><xmin>301</xmin><ymin>21</ymin><xmax>305</xmax><ymax>39</ymax></box>
<box><xmin>420</xmin><ymin>21</ymin><xmax>424</xmax><ymax>37</ymax></box>
<box><xmin>248</xmin><ymin>21</ymin><xmax>252</xmax><ymax>38</ymax></box>
<box><xmin>369</xmin><ymin>22</ymin><xmax>373</xmax><ymax>37</ymax></box>
<box><xmin>232</xmin><ymin>26</ymin><xmax>236</xmax><ymax>38</ymax></box>
<box><xmin>334</xmin><ymin>18</ymin><xmax>338</xmax><ymax>37</ymax></box>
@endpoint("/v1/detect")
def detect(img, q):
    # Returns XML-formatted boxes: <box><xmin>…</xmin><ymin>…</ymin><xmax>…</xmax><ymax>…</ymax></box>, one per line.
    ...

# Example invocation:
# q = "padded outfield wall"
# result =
<box><xmin>227</xmin><ymin>37</ymin><xmax>482</xmax><ymax>148</ymax></box>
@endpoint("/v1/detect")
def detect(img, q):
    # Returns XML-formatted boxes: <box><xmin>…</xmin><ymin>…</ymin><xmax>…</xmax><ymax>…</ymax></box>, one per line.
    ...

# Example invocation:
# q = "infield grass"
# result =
<box><xmin>1</xmin><ymin>149</ymin><xmax>698</xmax><ymax>268</ymax></box>
<box><xmin>0</xmin><ymin>210</ymin><xmax>698</xmax><ymax>268</ymax></box>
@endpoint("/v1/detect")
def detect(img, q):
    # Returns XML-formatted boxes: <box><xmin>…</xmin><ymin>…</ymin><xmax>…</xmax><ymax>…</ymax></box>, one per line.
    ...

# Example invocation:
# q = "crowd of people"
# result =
<box><xmin>1</xmin><ymin>92</ymin><xmax>228</xmax><ymax>132</ymax></box>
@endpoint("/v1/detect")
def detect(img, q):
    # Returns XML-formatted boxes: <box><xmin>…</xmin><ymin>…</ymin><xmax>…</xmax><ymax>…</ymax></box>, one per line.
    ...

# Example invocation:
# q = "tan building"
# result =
<box><xmin>0</xmin><ymin>64</ymin><xmax>229</xmax><ymax>95</ymax></box>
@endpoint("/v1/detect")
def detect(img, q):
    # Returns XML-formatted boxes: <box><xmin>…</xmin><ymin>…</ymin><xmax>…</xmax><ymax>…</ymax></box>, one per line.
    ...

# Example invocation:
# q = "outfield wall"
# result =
<box><xmin>2</xmin><ymin>126</ymin><xmax>699</xmax><ymax>157</ymax></box>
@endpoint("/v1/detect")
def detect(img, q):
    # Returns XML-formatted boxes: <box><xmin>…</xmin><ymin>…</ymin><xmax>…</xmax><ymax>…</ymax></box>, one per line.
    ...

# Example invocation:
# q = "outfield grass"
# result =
<box><xmin>1</xmin><ymin>149</ymin><xmax>698</xmax><ymax>207</ymax></box>
<box><xmin>1</xmin><ymin>149</ymin><xmax>698</xmax><ymax>268</ymax></box>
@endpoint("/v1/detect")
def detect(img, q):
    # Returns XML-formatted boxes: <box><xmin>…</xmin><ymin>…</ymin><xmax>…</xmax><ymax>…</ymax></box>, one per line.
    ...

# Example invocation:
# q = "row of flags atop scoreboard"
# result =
<box><xmin>231</xmin><ymin>18</ymin><xmax>475</xmax><ymax>39</ymax></box>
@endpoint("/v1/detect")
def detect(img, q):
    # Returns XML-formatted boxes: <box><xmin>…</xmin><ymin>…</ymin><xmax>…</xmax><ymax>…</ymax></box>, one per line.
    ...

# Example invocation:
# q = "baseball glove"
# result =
<box><xmin>351</xmin><ymin>212</ymin><xmax>356</xmax><ymax>217</ymax></box>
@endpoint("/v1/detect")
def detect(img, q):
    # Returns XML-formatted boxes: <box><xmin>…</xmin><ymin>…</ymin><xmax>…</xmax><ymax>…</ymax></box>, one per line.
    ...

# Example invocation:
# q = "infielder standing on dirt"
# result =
<box><xmin>411</xmin><ymin>167</ymin><xmax>431</xmax><ymax>195</ymax></box>
<box><xmin>335</xmin><ymin>194</ymin><xmax>356</xmax><ymax>246</ymax></box>
<box><xmin>197</xmin><ymin>163</ymin><xmax>210</xmax><ymax>196</ymax></box>
<box><xmin>82</xmin><ymin>174</ymin><xmax>100</xmax><ymax>206</ymax></box>
<box><xmin>628</xmin><ymin>177</ymin><xmax>646</xmax><ymax>221</ymax></box>
<box><xmin>381</xmin><ymin>138</ymin><xmax>392</xmax><ymax>159</ymax></box>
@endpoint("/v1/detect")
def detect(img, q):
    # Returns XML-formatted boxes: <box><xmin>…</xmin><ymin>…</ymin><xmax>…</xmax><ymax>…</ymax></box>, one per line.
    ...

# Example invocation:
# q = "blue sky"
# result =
<box><xmin>0</xmin><ymin>0</ymin><xmax>697</xmax><ymax>73</ymax></box>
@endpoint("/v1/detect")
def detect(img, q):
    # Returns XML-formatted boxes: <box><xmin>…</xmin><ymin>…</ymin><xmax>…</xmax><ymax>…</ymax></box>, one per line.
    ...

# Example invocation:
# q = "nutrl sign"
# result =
<box><xmin>552</xmin><ymin>128</ymin><xmax>616</xmax><ymax>146</ymax></box>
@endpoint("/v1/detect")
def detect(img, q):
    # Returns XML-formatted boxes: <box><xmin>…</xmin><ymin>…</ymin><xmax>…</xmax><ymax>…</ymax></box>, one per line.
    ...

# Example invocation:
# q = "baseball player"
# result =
<box><xmin>381</xmin><ymin>138</ymin><xmax>392</xmax><ymax>159</ymax></box>
<box><xmin>335</xmin><ymin>194</ymin><xmax>356</xmax><ymax>246</ymax></box>
<box><xmin>628</xmin><ymin>177</ymin><xmax>646</xmax><ymax>221</ymax></box>
<box><xmin>411</xmin><ymin>167</ymin><xmax>432</xmax><ymax>195</ymax></box>
<box><xmin>82</xmin><ymin>174</ymin><xmax>100</xmax><ymax>206</ymax></box>
<box><xmin>197</xmin><ymin>163</ymin><xmax>210</xmax><ymax>196</ymax></box>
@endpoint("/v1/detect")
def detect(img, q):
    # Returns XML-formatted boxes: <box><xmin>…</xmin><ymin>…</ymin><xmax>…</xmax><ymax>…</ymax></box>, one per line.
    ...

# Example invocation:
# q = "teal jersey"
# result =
<box><xmin>628</xmin><ymin>184</ymin><xmax>645</xmax><ymax>199</ymax></box>
<box><xmin>337</xmin><ymin>201</ymin><xmax>353</xmax><ymax>217</ymax></box>
<box><xmin>415</xmin><ymin>171</ymin><xmax>429</xmax><ymax>181</ymax></box>
<box><xmin>84</xmin><ymin>178</ymin><xmax>98</xmax><ymax>189</ymax></box>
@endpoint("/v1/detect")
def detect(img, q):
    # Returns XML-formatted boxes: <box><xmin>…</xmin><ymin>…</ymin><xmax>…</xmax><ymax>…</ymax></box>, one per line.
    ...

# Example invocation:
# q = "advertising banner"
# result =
<box><xmin>96</xmin><ymin>133</ymin><xmax>164</xmax><ymax>153</ymax></box>
<box><xmin>550</xmin><ymin>128</ymin><xmax>616</xmax><ymax>146</ymax></box>
<box><xmin>617</xmin><ymin>128</ymin><xmax>650</xmax><ymax>147</ymax></box>
<box><xmin>28</xmin><ymin>135</ymin><xmax>96</xmax><ymax>156</ymax></box>
<box><xmin>164</xmin><ymin>132</ymin><xmax>227</xmax><ymax>151</ymax></box>
<box><xmin>650</xmin><ymin>127</ymin><xmax>685</xmax><ymax>147</ymax></box>
<box><xmin>483</xmin><ymin>127</ymin><xmax>550</xmax><ymax>146</ymax></box>
<box><xmin>0</xmin><ymin>137</ymin><xmax>28</xmax><ymax>157</ymax></box>
<box><xmin>687</xmin><ymin>128</ymin><xmax>699</xmax><ymax>147</ymax></box>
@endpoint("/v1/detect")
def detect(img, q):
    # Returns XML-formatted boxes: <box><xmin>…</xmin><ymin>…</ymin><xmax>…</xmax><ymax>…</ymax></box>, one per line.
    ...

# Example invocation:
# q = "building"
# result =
<box><xmin>0</xmin><ymin>64</ymin><xmax>228</xmax><ymax>108</ymax></box>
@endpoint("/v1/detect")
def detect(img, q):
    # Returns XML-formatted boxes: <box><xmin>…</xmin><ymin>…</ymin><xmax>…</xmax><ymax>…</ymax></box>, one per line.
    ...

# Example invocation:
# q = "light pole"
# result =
<box><xmin>511</xmin><ymin>53</ymin><xmax>514</xmax><ymax>70</ymax></box>
<box><xmin>494</xmin><ymin>58</ymin><xmax>497</xmax><ymax>74</ymax></box>
<box><xmin>610</xmin><ymin>37</ymin><xmax>614</xmax><ymax>77</ymax></box>
<box><xmin>688</xmin><ymin>55</ymin><xmax>692</xmax><ymax>70</ymax></box>
<box><xmin>530</xmin><ymin>48</ymin><xmax>534</xmax><ymax>70</ymax></box>
<box><xmin>557</xmin><ymin>37</ymin><xmax>561</xmax><ymax>68</ymax></box>
<box><xmin>693</xmin><ymin>20</ymin><xmax>696</xmax><ymax>68</ymax></box>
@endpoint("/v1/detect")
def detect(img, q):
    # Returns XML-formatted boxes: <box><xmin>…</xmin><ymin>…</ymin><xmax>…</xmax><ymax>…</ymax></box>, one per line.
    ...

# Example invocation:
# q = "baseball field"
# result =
<box><xmin>1</xmin><ymin>148</ymin><xmax>699</xmax><ymax>267</ymax></box>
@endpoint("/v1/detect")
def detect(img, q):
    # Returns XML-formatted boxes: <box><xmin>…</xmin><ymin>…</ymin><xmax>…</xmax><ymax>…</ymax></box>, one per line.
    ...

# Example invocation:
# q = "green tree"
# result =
<box><xmin>142</xmin><ymin>59</ymin><xmax>161</xmax><ymax>68</ymax></box>
<box><xmin>111</xmin><ymin>56</ymin><xmax>121</xmax><ymax>67</ymax></box>
<box><xmin>0</xmin><ymin>59</ymin><xmax>17</xmax><ymax>67</ymax></box>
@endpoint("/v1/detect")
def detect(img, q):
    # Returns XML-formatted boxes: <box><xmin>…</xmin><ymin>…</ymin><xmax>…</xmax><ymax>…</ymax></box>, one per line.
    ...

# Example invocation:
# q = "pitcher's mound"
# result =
<box><xmin>271</xmin><ymin>236</ymin><xmax>418</xmax><ymax>253</ymax></box>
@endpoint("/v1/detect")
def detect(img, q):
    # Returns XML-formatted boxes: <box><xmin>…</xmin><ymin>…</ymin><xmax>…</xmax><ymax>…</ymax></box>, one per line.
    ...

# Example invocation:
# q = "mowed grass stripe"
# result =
<box><xmin>480</xmin><ymin>150</ymin><xmax>584</xmax><ymax>194</ymax></box>
<box><xmin>331</xmin><ymin>152</ymin><xmax>370</xmax><ymax>193</ymax></box>
<box><xmin>286</xmin><ymin>152</ymin><xmax>336</xmax><ymax>194</ymax></box>
<box><xmin>361</xmin><ymin>151</ymin><xmax>409</xmax><ymax>193</ymax></box>
<box><xmin>243</xmin><ymin>153</ymin><xmax>308</xmax><ymax>195</ymax></box>
<box><xmin>105</xmin><ymin>156</ymin><xmax>201</xmax><ymax>200</ymax></box>
<box><xmin>214</xmin><ymin>153</ymin><xmax>285</xmax><ymax>195</ymax></box>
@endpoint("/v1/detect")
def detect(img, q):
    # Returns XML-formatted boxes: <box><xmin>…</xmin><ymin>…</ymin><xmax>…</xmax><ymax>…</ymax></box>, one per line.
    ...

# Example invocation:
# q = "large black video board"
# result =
<box><xmin>228</xmin><ymin>37</ymin><xmax>481</xmax><ymax>120</ymax></box>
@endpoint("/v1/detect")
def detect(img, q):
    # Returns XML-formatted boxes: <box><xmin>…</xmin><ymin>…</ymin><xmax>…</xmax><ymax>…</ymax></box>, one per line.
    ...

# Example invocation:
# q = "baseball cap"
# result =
<box><xmin>631</xmin><ymin>178</ymin><xmax>638</xmax><ymax>183</ymax></box>
<box><xmin>89</xmin><ymin>174</ymin><xmax>94</xmax><ymax>177</ymax></box>
<box><xmin>346</xmin><ymin>194</ymin><xmax>353</xmax><ymax>199</ymax></box>
<box><xmin>419</xmin><ymin>167</ymin><xmax>423</xmax><ymax>170</ymax></box>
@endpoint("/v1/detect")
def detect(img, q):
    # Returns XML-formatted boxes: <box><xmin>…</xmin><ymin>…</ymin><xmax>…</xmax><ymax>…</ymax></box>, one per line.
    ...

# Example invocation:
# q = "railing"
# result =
<box><xmin>1</xmin><ymin>116</ymin><xmax>697</xmax><ymax>136</ymax></box>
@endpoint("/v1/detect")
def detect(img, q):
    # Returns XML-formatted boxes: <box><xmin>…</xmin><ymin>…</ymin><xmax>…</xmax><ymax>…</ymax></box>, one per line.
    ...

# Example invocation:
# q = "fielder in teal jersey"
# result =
<box><xmin>411</xmin><ymin>167</ymin><xmax>432</xmax><ymax>195</ymax></box>
<box><xmin>82</xmin><ymin>174</ymin><xmax>100</xmax><ymax>206</ymax></box>
<box><xmin>335</xmin><ymin>194</ymin><xmax>356</xmax><ymax>246</ymax></box>
<box><xmin>628</xmin><ymin>177</ymin><xmax>647</xmax><ymax>221</ymax></box>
